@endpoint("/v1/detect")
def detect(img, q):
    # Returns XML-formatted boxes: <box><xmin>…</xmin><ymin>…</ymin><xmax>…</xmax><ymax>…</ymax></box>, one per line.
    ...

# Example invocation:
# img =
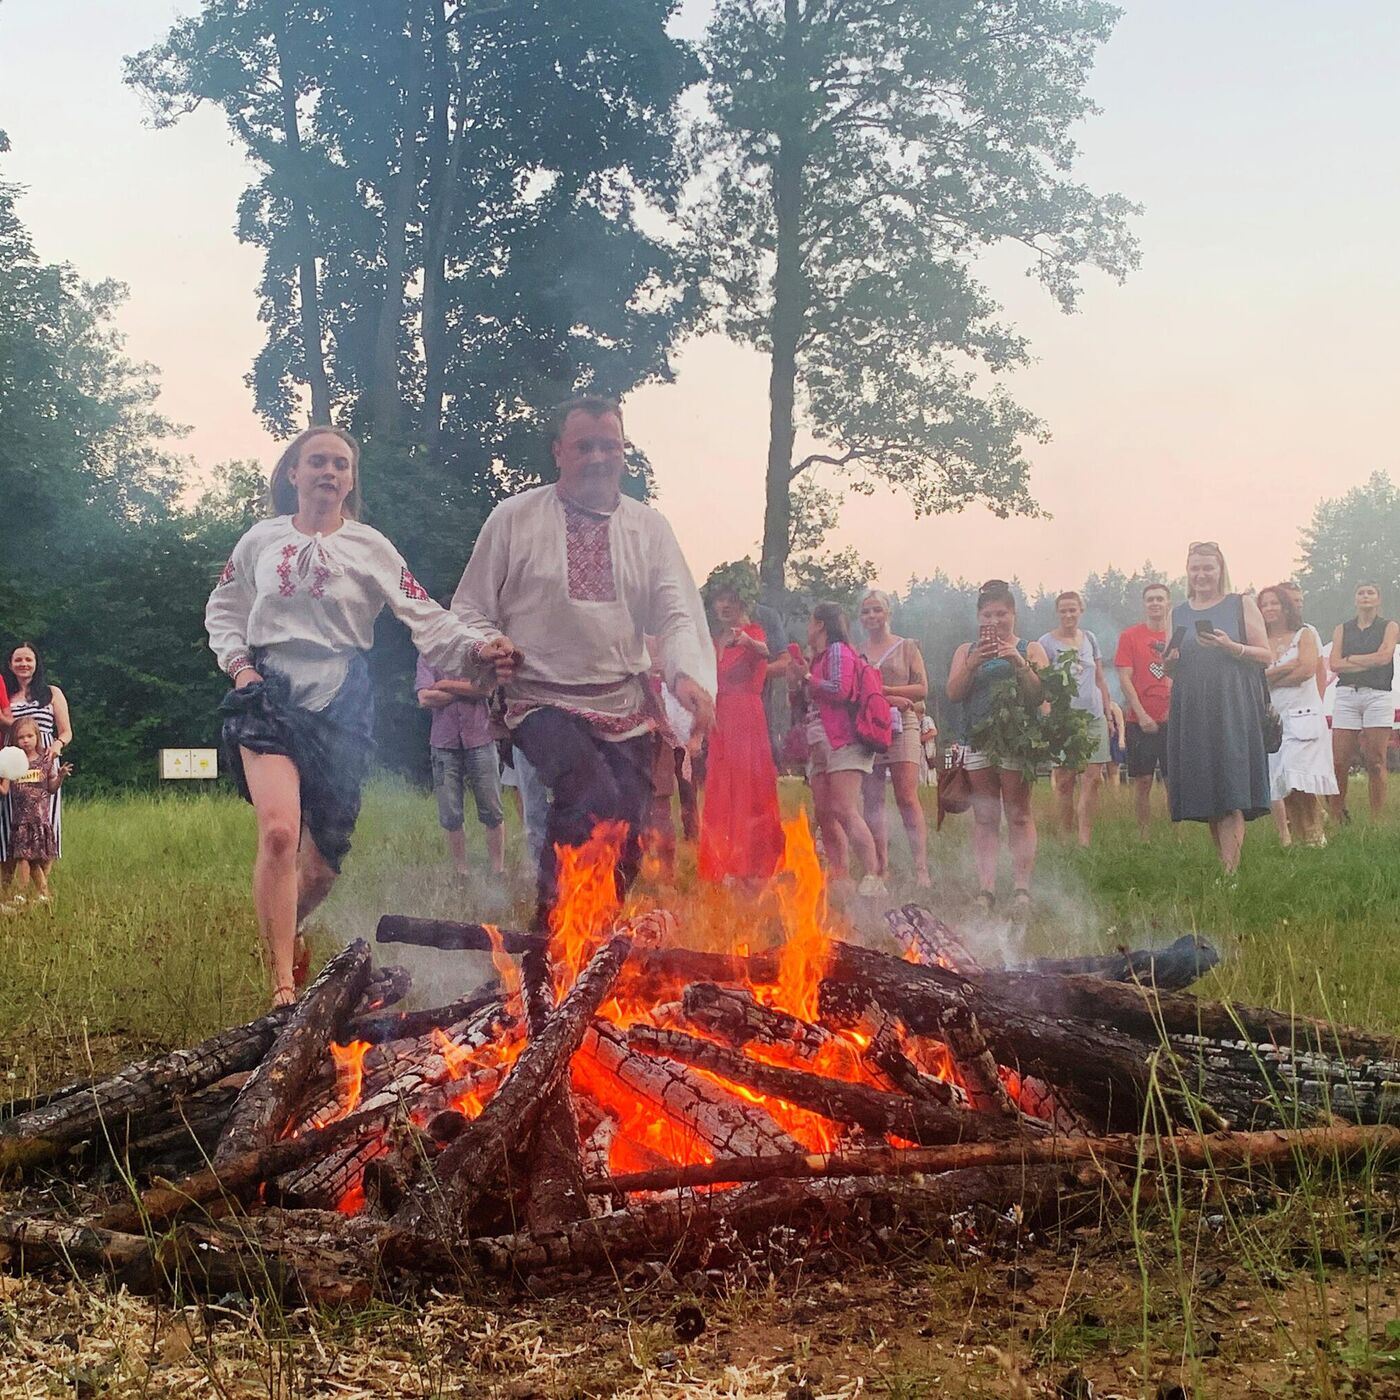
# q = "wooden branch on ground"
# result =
<box><xmin>375</xmin><ymin>915</ymin><xmax>544</xmax><ymax>956</ymax></box>
<box><xmin>625</xmin><ymin>1026</ymin><xmax>1028</xmax><ymax>1147</ymax></box>
<box><xmin>469</xmin><ymin>1165</ymin><xmax>1092</xmax><ymax>1277</ymax></box>
<box><xmin>388</xmin><ymin>930</ymin><xmax>634</xmax><ymax>1241</ymax></box>
<box><xmin>586</xmin><ymin>1123</ymin><xmax>1400</xmax><ymax>1196</ymax></box>
<box><xmin>1013</xmin><ymin>934</ymin><xmax>1220</xmax><ymax>989</ymax></box>
<box><xmin>215</xmin><ymin>940</ymin><xmax>372</xmax><ymax>1164</ymax></box>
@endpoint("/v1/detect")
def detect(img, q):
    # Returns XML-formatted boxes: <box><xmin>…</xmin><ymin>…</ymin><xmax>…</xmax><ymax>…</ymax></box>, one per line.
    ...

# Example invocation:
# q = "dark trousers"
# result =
<box><xmin>513</xmin><ymin>706</ymin><xmax>658</xmax><ymax>925</ymax></box>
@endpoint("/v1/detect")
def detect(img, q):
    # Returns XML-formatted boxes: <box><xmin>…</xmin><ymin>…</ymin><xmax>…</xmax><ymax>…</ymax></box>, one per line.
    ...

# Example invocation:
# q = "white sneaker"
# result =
<box><xmin>856</xmin><ymin>875</ymin><xmax>889</xmax><ymax>899</ymax></box>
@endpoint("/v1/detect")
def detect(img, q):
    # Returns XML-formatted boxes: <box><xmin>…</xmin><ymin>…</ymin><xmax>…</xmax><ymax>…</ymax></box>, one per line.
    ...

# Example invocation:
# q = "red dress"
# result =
<box><xmin>698</xmin><ymin>625</ymin><xmax>785</xmax><ymax>881</ymax></box>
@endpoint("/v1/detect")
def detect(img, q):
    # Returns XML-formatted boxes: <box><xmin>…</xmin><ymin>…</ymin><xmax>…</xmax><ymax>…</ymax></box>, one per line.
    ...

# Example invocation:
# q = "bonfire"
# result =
<box><xmin>0</xmin><ymin>814</ymin><xmax>1395</xmax><ymax>1304</ymax></box>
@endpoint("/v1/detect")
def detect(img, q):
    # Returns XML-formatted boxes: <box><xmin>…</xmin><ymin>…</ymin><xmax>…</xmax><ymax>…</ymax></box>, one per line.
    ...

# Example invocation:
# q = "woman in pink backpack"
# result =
<box><xmin>803</xmin><ymin>602</ymin><xmax>885</xmax><ymax>897</ymax></box>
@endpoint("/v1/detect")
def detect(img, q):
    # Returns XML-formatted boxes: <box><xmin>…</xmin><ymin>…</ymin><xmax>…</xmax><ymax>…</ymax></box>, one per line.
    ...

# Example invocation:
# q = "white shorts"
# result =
<box><xmin>1332</xmin><ymin>686</ymin><xmax>1395</xmax><ymax>731</ymax></box>
<box><xmin>961</xmin><ymin>749</ymin><xmax>1020</xmax><ymax>774</ymax></box>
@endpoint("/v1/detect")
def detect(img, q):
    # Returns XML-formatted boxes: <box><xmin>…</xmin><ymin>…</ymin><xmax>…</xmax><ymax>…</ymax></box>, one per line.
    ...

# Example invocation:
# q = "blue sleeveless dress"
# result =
<box><xmin>1165</xmin><ymin>595</ymin><xmax>1270</xmax><ymax>823</ymax></box>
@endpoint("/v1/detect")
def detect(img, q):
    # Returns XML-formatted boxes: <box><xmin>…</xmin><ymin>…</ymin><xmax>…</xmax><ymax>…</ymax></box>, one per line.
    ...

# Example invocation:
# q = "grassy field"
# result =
<box><xmin>0</xmin><ymin>774</ymin><xmax>1396</xmax><ymax>1398</ymax></box>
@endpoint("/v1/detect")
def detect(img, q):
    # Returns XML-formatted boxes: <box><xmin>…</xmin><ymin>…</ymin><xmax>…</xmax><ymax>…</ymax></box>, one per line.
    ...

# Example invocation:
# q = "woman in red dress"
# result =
<box><xmin>698</xmin><ymin>564</ymin><xmax>785</xmax><ymax>884</ymax></box>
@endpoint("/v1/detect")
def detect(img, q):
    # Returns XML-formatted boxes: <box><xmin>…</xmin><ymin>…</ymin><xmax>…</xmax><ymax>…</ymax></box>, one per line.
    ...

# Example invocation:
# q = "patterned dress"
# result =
<box><xmin>0</xmin><ymin>696</ymin><xmax>61</xmax><ymax>859</ymax></box>
<box><xmin>5</xmin><ymin>753</ymin><xmax>58</xmax><ymax>862</ymax></box>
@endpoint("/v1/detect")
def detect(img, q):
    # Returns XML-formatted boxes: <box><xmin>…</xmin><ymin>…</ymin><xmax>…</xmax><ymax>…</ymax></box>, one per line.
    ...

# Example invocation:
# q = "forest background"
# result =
<box><xmin>3</xmin><ymin>0</ymin><xmax>1399</xmax><ymax>788</ymax></box>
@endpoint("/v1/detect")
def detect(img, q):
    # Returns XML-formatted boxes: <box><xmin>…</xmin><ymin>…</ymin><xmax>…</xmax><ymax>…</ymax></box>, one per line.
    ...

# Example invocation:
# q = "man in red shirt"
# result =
<box><xmin>1115</xmin><ymin>582</ymin><xmax>1173</xmax><ymax>838</ymax></box>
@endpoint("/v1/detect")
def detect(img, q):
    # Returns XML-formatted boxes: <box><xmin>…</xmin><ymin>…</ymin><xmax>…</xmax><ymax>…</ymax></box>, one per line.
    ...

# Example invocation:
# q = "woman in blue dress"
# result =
<box><xmin>1164</xmin><ymin>542</ymin><xmax>1272</xmax><ymax>873</ymax></box>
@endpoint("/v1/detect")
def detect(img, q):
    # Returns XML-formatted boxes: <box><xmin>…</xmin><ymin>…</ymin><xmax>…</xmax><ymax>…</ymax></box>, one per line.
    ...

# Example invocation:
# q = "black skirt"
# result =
<box><xmin>220</xmin><ymin>652</ymin><xmax>375</xmax><ymax>872</ymax></box>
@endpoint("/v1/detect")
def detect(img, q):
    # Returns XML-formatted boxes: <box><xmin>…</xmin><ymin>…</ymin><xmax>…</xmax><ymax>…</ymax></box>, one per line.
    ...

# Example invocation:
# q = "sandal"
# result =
<box><xmin>1009</xmin><ymin>888</ymin><xmax>1032</xmax><ymax>925</ymax></box>
<box><xmin>272</xmin><ymin>983</ymin><xmax>297</xmax><ymax>1008</ymax></box>
<box><xmin>973</xmin><ymin>890</ymin><xmax>995</xmax><ymax>915</ymax></box>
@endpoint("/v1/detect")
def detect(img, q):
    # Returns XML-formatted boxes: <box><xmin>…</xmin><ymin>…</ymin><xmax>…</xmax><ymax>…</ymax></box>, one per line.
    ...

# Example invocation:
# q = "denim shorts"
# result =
<box><xmin>431</xmin><ymin>743</ymin><xmax>504</xmax><ymax>831</ymax></box>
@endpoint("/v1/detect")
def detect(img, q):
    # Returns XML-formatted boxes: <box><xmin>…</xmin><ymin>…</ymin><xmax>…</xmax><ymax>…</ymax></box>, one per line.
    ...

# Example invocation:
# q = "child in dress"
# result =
<box><xmin>0</xmin><ymin>716</ymin><xmax>72</xmax><ymax>911</ymax></box>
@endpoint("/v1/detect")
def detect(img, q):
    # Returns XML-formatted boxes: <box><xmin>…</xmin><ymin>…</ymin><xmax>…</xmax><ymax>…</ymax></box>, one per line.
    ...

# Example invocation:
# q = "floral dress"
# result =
<box><xmin>7</xmin><ymin>754</ymin><xmax>58</xmax><ymax>863</ymax></box>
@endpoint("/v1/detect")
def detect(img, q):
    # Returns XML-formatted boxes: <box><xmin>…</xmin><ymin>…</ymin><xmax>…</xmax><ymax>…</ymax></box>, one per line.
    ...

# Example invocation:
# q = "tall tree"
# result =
<box><xmin>1297</xmin><ymin>471</ymin><xmax>1400</xmax><ymax>630</ymax></box>
<box><xmin>692</xmin><ymin>0</ymin><xmax>1140</xmax><ymax>602</ymax></box>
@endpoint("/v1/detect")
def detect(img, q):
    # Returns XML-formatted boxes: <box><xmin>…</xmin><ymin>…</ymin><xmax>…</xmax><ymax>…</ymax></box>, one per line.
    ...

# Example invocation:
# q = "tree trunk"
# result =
<box><xmin>758</xmin><ymin>0</ymin><xmax>808</xmax><ymax>605</ymax></box>
<box><xmin>368</xmin><ymin>7</ymin><xmax>424</xmax><ymax>439</ymax></box>
<box><xmin>273</xmin><ymin>25</ymin><xmax>331</xmax><ymax>425</ymax></box>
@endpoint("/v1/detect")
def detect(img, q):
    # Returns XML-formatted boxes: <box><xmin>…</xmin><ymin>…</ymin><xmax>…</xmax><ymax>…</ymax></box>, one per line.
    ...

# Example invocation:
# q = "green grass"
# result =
<box><xmin>1</xmin><ymin>771</ymin><xmax>1396</xmax><ymax>1094</ymax></box>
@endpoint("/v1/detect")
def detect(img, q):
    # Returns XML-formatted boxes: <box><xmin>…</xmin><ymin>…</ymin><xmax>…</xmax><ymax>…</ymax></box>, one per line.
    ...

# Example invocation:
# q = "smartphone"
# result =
<box><xmin>1166</xmin><ymin>625</ymin><xmax>1187</xmax><ymax>654</ymax></box>
<box><xmin>978</xmin><ymin>622</ymin><xmax>998</xmax><ymax>651</ymax></box>
<box><xmin>1193</xmin><ymin>619</ymin><xmax>1215</xmax><ymax>638</ymax></box>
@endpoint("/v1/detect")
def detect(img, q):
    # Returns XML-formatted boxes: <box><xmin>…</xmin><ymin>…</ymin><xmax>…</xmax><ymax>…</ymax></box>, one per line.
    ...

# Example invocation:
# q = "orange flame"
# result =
<box><xmin>766</xmin><ymin>811</ymin><xmax>833</xmax><ymax>1025</ymax></box>
<box><xmin>327</xmin><ymin>1040</ymin><xmax>371</xmax><ymax>1122</ymax></box>
<box><xmin>482</xmin><ymin>923</ymin><xmax>521</xmax><ymax>1010</ymax></box>
<box><xmin>572</xmin><ymin>1048</ymin><xmax>715</xmax><ymax>1171</ymax></box>
<box><xmin>549</xmin><ymin>822</ymin><xmax>626</xmax><ymax>998</ymax></box>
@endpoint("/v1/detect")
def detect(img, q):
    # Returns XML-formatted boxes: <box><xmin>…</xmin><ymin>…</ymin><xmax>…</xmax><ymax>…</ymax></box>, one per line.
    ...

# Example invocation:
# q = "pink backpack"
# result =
<box><xmin>852</xmin><ymin>656</ymin><xmax>894</xmax><ymax>752</ymax></box>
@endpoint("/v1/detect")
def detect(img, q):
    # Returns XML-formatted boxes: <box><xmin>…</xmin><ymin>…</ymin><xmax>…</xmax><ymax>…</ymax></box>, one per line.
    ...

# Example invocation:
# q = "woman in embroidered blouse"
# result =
<box><xmin>804</xmin><ymin>602</ymin><xmax>884</xmax><ymax>898</ymax></box>
<box><xmin>206</xmin><ymin>426</ymin><xmax>512</xmax><ymax>1006</ymax></box>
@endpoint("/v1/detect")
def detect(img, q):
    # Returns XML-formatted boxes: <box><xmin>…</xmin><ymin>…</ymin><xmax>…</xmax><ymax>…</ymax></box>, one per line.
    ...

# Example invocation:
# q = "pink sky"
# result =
<box><xmin>3</xmin><ymin>0</ymin><xmax>1398</xmax><ymax>596</ymax></box>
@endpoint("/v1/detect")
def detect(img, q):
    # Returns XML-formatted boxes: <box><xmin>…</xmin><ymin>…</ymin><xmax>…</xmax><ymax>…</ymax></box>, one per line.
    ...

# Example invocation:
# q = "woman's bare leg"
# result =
<box><xmin>968</xmin><ymin>768</ymin><xmax>1003</xmax><ymax>896</ymax></box>
<box><xmin>240</xmin><ymin>747</ymin><xmax>302</xmax><ymax>1003</ymax></box>
<box><xmin>810</xmin><ymin>772</ymin><xmax>848</xmax><ymax>878</ymax></box>
<box><xmin>1000</xmin><ymin>770</ymin><xmax>1038</xmax><ymax>892</ymax></box>
<box><xmin>1050</xmin><ymin>767</ymin><xmax>1075</xmax><ymax>834</ymax></box>
<box><xmin>1360</xmin><ymin>728</ymin><xmax>1390</xmax><ymax>816</ymax></box>
<box><xmin>11</xmin><ymin>858</ymin><xmax>31</xmax><ymax>893</ymax></box>
<box><xmin>1132</xmin><ymin>775</ymin><xmax>1155</xmax><ymax>840</ymax></box>
<box><xmin>1330</xmin><ymin>730</ymin><xmax>1359</xmax><ymax>819</ymax></box>
<box><xmin>30</xmin><ymin>861</ymin><xmax>50</xmax><ymax>898</ymax></box>
<box><xmin>829</xmin><ymin>768</ymin><xmax>879</xmax><ymax>879</ymax></box>
<box><xmin>1076</xmin><ymin>763</ymin><xmax>1104</xmax><ymax>848</ymax></box>
<box><xmin>1272</xmin><ymin>799</ymin><xmax>1292</xmax><ymax>846</ymax></box>
<box><xmin>296</xmin><ymin>840</ymin><xmax>338</xmax><ymax>925</ymax></box>
<box><xmin>1212</xmin><ymin>809</ymin><xmax>1245</xmax><ymax>872</ymax></box>
<box><xmin>889</xmin><ymin>761</ymin><xmax>930</xmax><ymax>884</ymax></box>
<box><xmin>861</xmin><ymin>769</ymin><xmax>890</xmax><ymax>876</ymax></box>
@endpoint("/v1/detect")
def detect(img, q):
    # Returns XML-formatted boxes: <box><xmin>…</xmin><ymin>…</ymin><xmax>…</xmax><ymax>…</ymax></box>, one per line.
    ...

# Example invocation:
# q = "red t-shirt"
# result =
<box><xmin>1114</xmin><ymin>624</ymin><xmax>1171</xmax><ymax>726</ymax></box>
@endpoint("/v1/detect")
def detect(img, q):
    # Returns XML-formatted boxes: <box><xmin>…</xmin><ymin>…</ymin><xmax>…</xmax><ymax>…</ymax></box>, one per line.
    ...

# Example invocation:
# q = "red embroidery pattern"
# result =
<box><xmin>399</xmin><ymin>567</ymin><xmax>430</xmax><ymax>602</ymax></box>
<box><xmin>310</xmin><ymin>565</ymin><xmax>331</xmax><ymax>600</ymax></box>
<box><xmin>217</xmin><ymin>557</ymin><xmax>237</xmax><ymax>588</ymax></box>
<box><xmin>562</xmin><ymin>499</ymin><xmax>617</xmax><ymax>602</ymax></box>
<box><xmin>506</xmin><ymin>701</ymin><xmax>654</xmax><ymax>736</ymax></box>
<box><xmin>277</xmin><ymin>543</ymin><xmax>298</xmax><ymax>597</ymax></box>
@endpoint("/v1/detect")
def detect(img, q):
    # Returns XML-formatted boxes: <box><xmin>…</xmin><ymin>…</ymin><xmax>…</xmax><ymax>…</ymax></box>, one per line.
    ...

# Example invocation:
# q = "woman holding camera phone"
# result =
<box><xmin>1163</xmin><ymin>542</ymin><xmax>1271</xmax><ymax>873</ymax></box>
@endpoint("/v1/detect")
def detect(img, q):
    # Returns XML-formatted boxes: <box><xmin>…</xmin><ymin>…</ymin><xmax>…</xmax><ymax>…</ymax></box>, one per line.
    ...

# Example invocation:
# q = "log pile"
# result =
<box><xmin>1</xmin><ymin>891</ymin><xmax>1397</xmax><ymax>1306</ymax></box>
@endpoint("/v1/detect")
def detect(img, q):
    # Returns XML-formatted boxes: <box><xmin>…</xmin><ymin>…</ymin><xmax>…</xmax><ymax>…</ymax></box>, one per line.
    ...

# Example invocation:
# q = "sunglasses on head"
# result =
<box><xmin>1187</xmin><ymin>541</ymin><xmax>1220</xmax><ymax>554</ymax></box>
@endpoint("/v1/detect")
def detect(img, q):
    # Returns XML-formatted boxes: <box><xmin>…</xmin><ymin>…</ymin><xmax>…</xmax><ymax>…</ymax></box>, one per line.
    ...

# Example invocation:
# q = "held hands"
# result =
<box><xmin>234</xmin><ymin>668</ymin><xmax>264</xmax><ymax>689</ymax></box>
<box><xmin>478</xmin><ymin>636</ymin><xmax>520</xmax><ymax>684</ymax></box>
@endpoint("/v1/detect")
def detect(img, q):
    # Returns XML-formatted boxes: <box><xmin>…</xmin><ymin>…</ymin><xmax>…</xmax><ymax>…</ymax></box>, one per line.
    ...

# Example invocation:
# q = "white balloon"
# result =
<box><xmin>0</xmin><ymin>746</ymin><xmax>28</xmax><ymax>780</ymax></box>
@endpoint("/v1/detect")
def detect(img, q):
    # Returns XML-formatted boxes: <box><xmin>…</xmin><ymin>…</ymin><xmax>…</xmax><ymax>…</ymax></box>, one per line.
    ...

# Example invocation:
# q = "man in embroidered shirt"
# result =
<box><xmin>453</xmin><ymin>396</ymin><xmax>715</xmax><ymax>920</ymax></box>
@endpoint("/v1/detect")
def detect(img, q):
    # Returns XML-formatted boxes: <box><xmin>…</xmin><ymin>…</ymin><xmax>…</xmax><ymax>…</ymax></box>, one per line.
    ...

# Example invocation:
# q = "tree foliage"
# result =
<box><xmin>691</xmin><ymin>0</ymin><xmax>1140</xmax><ymax>597</ymax></box>
<box><xmin>1296</xmin><ymin>471</ymin><xmax>1400</xmax><ymax>630</ymax></box>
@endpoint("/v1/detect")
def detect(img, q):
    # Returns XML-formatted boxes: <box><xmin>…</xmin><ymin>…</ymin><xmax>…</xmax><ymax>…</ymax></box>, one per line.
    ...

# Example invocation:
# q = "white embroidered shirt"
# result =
<box><xmin>206</xmin><ymin>517</ymin><xmax>497</xmax><ymax>712</ymax></box>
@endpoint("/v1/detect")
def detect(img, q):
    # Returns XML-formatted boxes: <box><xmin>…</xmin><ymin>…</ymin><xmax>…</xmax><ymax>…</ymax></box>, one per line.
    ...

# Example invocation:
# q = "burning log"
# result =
<box><xmin>375</xmin><ymin>914</ymin><xmax>544</xmax><ymax>956</ymax></box>
<box><xmin>884</xmin><ymin>905</ymin><xmax>984</xmax><ymax>973</ymax></box>
<box><xmin>935</xmin><ymin>1005</ymin><xmax>1021</xmax><ymax>1119</ymax></box>
<box><xmin>97</xmin><ymin>1101</ymin><xmax>406</xmax><ymax>1233</ymax></box>
<box><xmin>520</xmin><ymin>943</ymin><xmax>589</xmax><ymax>1234</ymax></box>
<box><xmin>343</xmin><ymin>980</ymin><xmax>500</xmax><ymax>1045</ymax></box>
<box><xmin>625</xmin><ymin>1027</ymin><xmax>1030</xmax><ymax>1147</ymax></box>
<box><xmin>585</xmin><ymin>1122</ymin><xmax>1400</xmax><ymax>1196</ymax></box>
<box><xmin>389</xmin><ymin>930</ymin><xmax>634</xmax><ymax>1240</ymax></box>
<box><xmin>680</xmin><ymin>983</ymin><xmax>847</xmax><ymax>1065</ymax></box>
<box><xmin>214</xmin><ymin>940</ymin><xmax>373</xmax><ymax>1164</ymax></box>
<box><xmin>1014</xmin><ymin>934</ymin><xmax>1220</xmax><ymax>988</ymax></box>
<box><xmin>468</xmin><ymin>1165</ymin><xmax>1094</xmax><ymax>1277</ymax></box>
<box><xmin>0</xmin><ymin>1005</ymin><xmax>305</xmax><ymax>1177</ymax></box>
<box><xmin>857</xmin><ymin>1009</ymin><xmax>964</xmax><ymax>1107</ymax></box>
<box><xmin>578</xmin><ymin>1022</ymin><xmax>805</xmax><ymax>1162</ymax></box>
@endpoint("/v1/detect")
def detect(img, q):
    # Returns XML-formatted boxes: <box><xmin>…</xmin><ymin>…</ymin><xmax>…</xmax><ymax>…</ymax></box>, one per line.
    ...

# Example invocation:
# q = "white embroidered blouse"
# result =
<box><xmin>451</xmin><ymin>485</ymin><xmax>715</xmax><ymax>739</ymax></box>
<box><xmin>206</xmin><ymin>517</ymin><xmax>497</xmax><ymax>712</ymax></box>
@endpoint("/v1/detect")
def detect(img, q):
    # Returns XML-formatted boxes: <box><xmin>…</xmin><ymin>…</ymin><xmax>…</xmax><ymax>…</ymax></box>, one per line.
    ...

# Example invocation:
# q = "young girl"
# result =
<box><xmin>0</xmin><ymin>717</ymin><xmax>72</xmax><ymax>910</ymax></box>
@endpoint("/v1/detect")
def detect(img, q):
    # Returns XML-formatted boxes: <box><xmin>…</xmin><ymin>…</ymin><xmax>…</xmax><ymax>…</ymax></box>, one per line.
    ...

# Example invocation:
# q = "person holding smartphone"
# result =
<box><xmin>1162</xmin><ymin>542</ymin><xmax>1272</xmax><ymax>874</ymax></box>
<box><xmin>1114</xmin><ymin>583</ymin><xmax>1173</xmax><ymax>839</ymax></box>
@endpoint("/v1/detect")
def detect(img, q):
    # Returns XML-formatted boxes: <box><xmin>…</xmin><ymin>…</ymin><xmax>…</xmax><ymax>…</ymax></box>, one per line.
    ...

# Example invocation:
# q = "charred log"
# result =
<box><xmin>375</xmin><ymin>915</ymin><xmax>544</xmax><ymax>956</ymax></box>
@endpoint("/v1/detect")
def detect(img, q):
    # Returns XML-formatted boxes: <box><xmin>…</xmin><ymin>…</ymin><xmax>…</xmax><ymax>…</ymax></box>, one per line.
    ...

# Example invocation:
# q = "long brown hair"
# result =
<box><xmin>1258</xmin><ymin>584</ymin><xmax>1303</xmax><ymax>631</ymax></box>
<box><xmin>267</xmin><ymin>426</ymin><xmax>361</xmax><ymax>519</ymax></box>
<box><xmin>811</xmin><ymin>601</ymin><xmax>852</xmax><ymax>646</ymax></box>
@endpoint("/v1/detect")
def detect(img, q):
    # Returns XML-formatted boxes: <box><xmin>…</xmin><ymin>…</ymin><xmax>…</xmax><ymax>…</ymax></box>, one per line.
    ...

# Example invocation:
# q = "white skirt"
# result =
<box><xmin>1268</xmin><ymin>699</ymin><xmax>1339</xmax><ymax>800</ymax></box>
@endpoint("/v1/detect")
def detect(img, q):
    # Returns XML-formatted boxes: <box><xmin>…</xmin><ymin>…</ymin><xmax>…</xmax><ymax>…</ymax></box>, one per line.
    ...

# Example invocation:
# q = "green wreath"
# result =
<box><xmin>968</xmin><ymin>649</ymin><xmax>1096</xmax><ymax>782</ymax></box>
<box><xmin>702</xmin><ymin>558</ymin><xmax>761</xmax><ymax>613</ymax></box>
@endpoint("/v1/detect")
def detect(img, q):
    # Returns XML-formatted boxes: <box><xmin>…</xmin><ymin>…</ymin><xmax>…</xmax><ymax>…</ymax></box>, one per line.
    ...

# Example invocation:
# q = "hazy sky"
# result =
<box><xmin>2</xmin><ymin>1</ymin><xmax>1398</xmax><ymax>595</ymax></box>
